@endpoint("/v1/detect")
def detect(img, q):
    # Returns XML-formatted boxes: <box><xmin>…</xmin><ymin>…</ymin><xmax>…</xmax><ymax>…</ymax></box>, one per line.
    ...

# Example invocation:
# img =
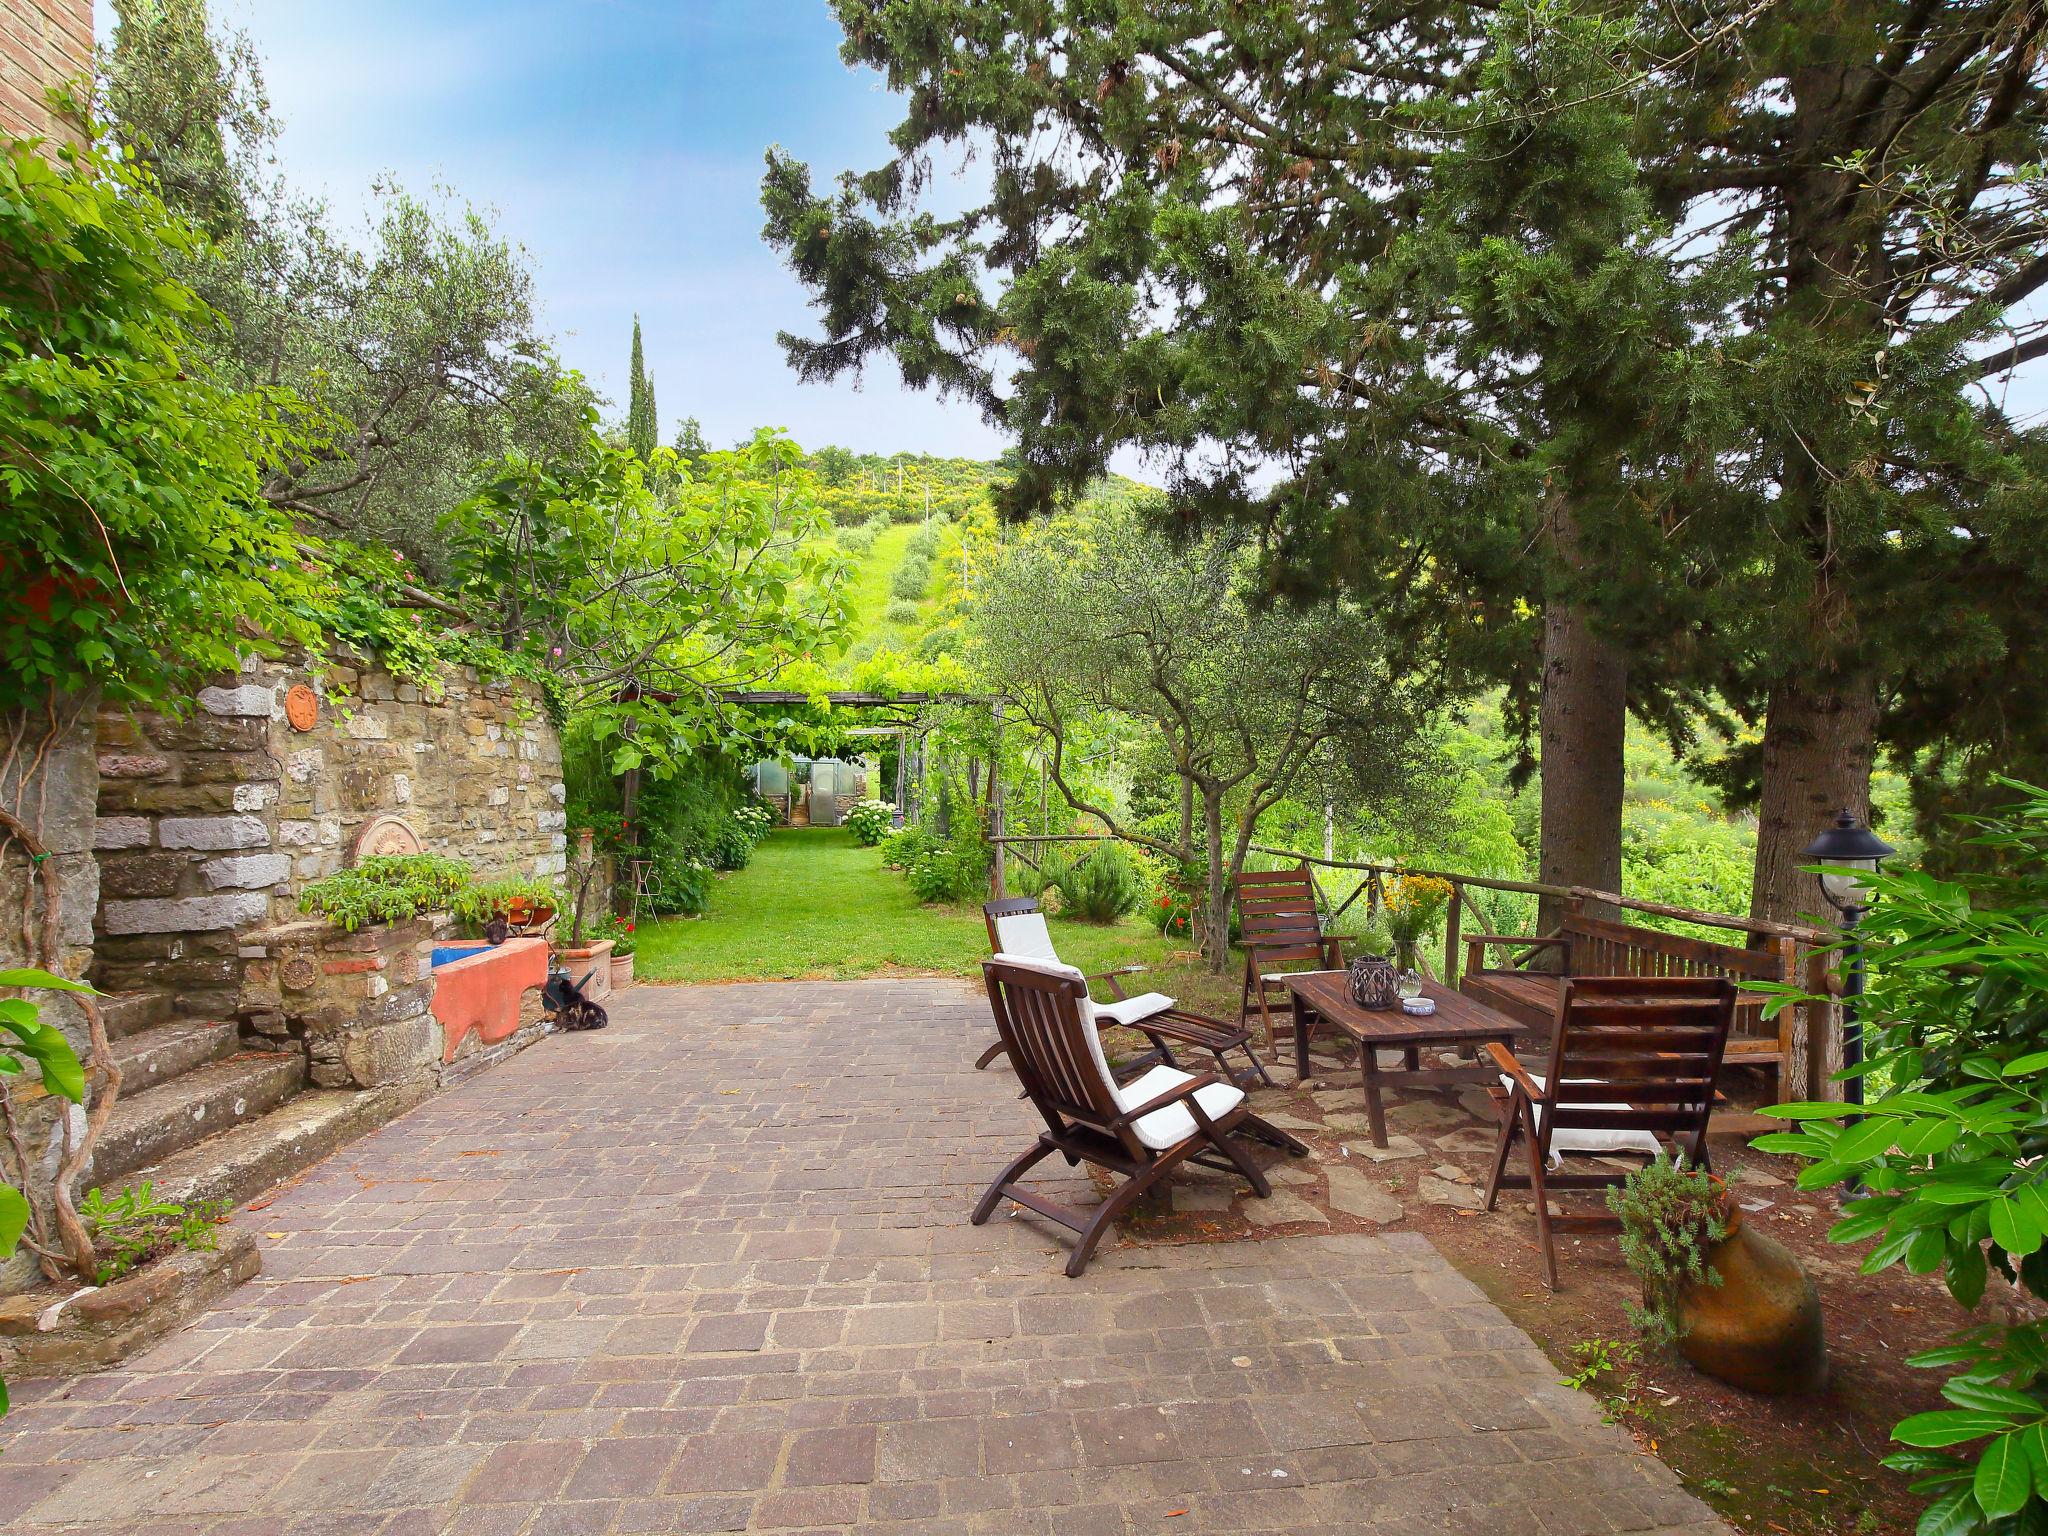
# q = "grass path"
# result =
<box><xmin>636</xmin><ymin>826</ymin><xmax>1194</xmax><ymax>986</ymax></box>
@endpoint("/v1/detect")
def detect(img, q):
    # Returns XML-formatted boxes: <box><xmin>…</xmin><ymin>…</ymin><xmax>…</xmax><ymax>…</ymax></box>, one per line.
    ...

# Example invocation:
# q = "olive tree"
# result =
<box><xmin>974</xmin><ymin>504</ymin><xmax>1448</xmax><ymax>969</ymax></box>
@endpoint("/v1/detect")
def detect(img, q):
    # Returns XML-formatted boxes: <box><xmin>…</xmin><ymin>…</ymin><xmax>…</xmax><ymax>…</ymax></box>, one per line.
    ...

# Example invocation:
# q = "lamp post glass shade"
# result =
<box><xmin>1803</xmin><ymin>808</ymin><xmax>1896</xmax><ymax>914</ymax></box>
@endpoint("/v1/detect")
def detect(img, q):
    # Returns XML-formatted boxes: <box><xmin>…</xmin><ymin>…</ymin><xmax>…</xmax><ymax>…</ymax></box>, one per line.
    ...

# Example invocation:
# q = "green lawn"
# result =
<box><xmin>636</xmin><ymin>827</ymin><xmax>1213</xmax><ymax>991</ymax></box>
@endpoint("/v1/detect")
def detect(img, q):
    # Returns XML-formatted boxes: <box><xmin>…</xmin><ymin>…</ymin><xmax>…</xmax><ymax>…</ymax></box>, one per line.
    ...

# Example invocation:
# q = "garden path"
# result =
<box><xmin>0</xmin><ymin>980</ymin><xmax>1725</xmax><ymax>1534</ymax></box>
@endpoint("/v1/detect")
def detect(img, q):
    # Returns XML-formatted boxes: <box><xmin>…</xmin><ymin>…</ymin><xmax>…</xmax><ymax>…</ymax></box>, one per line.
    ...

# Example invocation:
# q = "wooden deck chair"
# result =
<box><xmin>1483</xmin><ymin>975</ymin><xmax>1736</xmax><ymax>1290</ymax></box>
<box><xmin>981</xmin><ymin>896</ymin><xmax>1271</xmax><ymax>1086</ymax></box>
<box><xmin>1234</xmin><ymin>864</ymin><xmax>1348</xmax><ymax>1052</ymax></box>
<box><xmin>973</xmin><ymin>956</ymin><xmax>1308</xmax><ymax>1277</ymax></box>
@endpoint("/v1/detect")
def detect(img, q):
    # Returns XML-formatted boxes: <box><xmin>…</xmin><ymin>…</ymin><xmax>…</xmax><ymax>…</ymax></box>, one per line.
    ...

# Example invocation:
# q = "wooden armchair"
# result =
<box><xmin>1483</xmin><ymin>975</ymin><xmax>1736</xmax><ymax>1289</ymax></box>
<box><xmin>1461</xmin><ymin>911</ymin><xmax>1795</xmax><ymax>1084</ymax></box>
<box><xmin>974</xmin><ymin>957</ymin><xmax>1307</xmax><ymax>1277</ymax></box>
<box><xmin>1234</xmin><ymin>864</ymin><xmax>1348</xmax><ymax>1051</ymax></box>
<box><xmin>981</xmin><ymin>896</ymin><xmax>1271</xmax><ymax>1086</ymax></box>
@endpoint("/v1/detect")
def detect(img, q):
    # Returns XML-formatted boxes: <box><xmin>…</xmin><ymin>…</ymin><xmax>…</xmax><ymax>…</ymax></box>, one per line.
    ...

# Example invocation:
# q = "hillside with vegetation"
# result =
<box><xmin>779</xmin><ymin>449</ymin><xmax>1920</xmax><ymax>936</ymax></box>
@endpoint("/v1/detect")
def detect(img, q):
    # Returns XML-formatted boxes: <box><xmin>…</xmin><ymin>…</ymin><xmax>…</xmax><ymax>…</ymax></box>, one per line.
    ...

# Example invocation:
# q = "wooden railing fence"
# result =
<box><xmin>988</xmin><ymin>832</ymin><xmax>1846</xmax><ymax>1100</ymax></box>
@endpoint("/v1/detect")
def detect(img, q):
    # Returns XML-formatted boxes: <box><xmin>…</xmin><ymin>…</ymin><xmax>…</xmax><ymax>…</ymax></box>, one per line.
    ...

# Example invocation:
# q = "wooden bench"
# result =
<box><xmin>1460</xmin><ymin>912</ymin><xmax>1796</xmax><ymax>1084</ymax></box>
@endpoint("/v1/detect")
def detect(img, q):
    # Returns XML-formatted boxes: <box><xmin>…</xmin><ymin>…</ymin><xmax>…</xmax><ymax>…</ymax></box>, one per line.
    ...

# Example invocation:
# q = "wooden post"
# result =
<box><xmin>988</xmin><ymin>700</ymin><xmax>1006</xmax><ymax>897</ymax></box>
<box><xmin>1444</xmin><ymin>885</ymin><xmax>1463</xmax><ymax>989</ymax></box>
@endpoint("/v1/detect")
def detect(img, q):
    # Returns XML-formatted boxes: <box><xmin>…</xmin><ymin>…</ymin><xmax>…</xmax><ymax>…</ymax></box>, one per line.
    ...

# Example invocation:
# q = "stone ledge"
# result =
<box><xmin>0</xmin><ymin>1229</ymin><xmax>259</xmax><ymax>1378</ymax></box>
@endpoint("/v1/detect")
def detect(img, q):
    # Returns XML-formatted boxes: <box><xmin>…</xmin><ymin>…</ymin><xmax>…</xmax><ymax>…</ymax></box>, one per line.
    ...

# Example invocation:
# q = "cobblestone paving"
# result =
<box><xmin>0</xmin><ymin>980</ymin><xmax>1727</xmax><ymax>1535</ymax></box>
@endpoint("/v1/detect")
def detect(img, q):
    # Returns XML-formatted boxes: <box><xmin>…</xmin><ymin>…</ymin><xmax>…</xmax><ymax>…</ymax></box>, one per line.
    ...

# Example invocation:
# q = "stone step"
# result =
<box><xmin>145</xmin><ymin>1082</ymin><xmax>433</xmax><ymax>1213</ymax></box>
<box><xmin>90</xmin><ymin>1053</ymin><xmax>307</xmax><ymax>1194</ymax></box>
<box><xmin>97</xmin><ymin>990</ymin><xmax>173</xmax><ymax>1041</ymax></box>
<box><xmin>108</xmin><ymin>1019</ymin><xmax>240</xmax><ymax>1094</ymax></box>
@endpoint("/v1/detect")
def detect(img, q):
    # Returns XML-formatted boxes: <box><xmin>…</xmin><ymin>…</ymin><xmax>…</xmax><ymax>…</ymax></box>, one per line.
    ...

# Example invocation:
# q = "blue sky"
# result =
<box><xmin>94</xmin><ymin>2</ymin><xmax>2048</xmax><ymax>455</ymax></box>
<box><xmin>123</xmin><ymin>0</ymin><xmax>1010</xmax><ymax>459</ymax></box>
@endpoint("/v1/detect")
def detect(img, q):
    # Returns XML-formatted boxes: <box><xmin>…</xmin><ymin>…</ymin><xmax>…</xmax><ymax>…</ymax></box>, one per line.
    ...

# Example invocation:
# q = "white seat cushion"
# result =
<box><xmin>989</xmin><ymin>950</ymin><xmax>1086</xmax><ymax>985</ymax></box>
<box><xmin>1505</xmin><ymin>1072</ymin><xmax>1666</xmax><ymax>1165</ymax></box>
<box><xmin>1092</xmin><ymin>991</ymin><xmax>1175</xmax><ymax>1027</ymax></box>
<box><xmin>991</xmin><ymin>911</ymin><xmax>1062</xmax><ymax>965</ymax></box>
<box><xmin>1115</xmin><ymin>1064</ymin><xmax>1246</xmax><ymax>1151</ymax></box>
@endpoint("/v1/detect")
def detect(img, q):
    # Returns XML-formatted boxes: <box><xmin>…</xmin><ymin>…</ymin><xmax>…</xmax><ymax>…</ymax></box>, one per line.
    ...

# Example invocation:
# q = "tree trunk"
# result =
<box><xmin>1536</xmin><ymin>497</ymin><xmax>1627</xmax><ymax>936</ymax></box>
<box><xmin>1178</xmin><ymin>774</ymin><xmax>1195</xmax><ymax>859</ymax></box>
<box><xmin>1201</xmin><ymin>788</ymin><xmax>1230</xmax><ymax>973</ymax></box>
<box><xmin>1750</xmin><ymin>671</ymin><xmax>1878</xmax><ymax>928</ymax></box>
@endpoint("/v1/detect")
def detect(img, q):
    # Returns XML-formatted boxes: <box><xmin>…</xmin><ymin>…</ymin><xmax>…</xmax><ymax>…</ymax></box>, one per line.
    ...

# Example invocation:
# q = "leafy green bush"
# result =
<box><xmin>299</xmin><ymin>854</ymin><xmax>474</xmax><ymax>930</ymax></box>
<box><xmin>733</xmin><ymin>801</ymin><xmax>774</xmax><ymax>844</ymax></box>
<box><xmin>1608</xmin><ymin>1157</ymin><xmax>1727</xmax><ymax>1353</ymax></box>
<box><xmin>844</xmin><ymin>799</ymin><xmax>895</xmax><ymax>845</ymax></box>
<box><xmin>707</xmin><ymin>819</ymin><xmax>755</xmax><ymax>872</ymax></box>
<box><xmin>79</xmin><ymin>1182</ymin><xmax>224</xmax><ymax>1287</ymax></box>
<box><xmin>891</xmin><ymin>552</ymin><xmax>933</xmax><ymax>600</ymax></box>
<box><xmin>907</xmin><ymin>845</ymin><xmax>984</xmax><ymax>903</ymax></box>
<box><xmin>839</xmin><ymin>523</ymin><xmax>878</xmax><ymax>556</ymax></box>
<box><xmin>1053</xmin><ymin>842</ymin><xmax>1144</xmax><ymax>922</ymax></box>
<box><xmin>885</xmin><ymin>814</ymin><xmax>988</xmax><ymax>903</ymax></box>
<box><xmin>1754</xmin><ymin>781</ymin><xmax>2048</xmax><ymax>1533</ymax></box>
<box><xmin>646</xmin><ymin>852</ymin><xmax>711</xmax><ymax>915</ymax></box>
<box><xmin>0</xmin><ymin>140</ymin><xmax>322</xmax><ymax>712</ymax></box>
<box><xmin>885</xmin><ymin>598</ymin><xmax>919</xmax><ymax>624</ymax></box>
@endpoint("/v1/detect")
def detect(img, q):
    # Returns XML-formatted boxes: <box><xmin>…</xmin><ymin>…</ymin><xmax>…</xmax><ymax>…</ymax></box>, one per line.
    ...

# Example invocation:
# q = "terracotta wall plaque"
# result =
<box><xmin>350</xmin><ymin>814</ymin><xmax>424</xmax><ymax>863</ymax></box>
<box><xmin>285</xmin><ymin>684</ymin><xmax>320</xmax><ymax>732</ymax></box>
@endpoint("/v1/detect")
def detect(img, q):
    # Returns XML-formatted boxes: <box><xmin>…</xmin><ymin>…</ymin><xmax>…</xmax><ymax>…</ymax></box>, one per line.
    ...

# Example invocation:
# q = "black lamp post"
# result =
<box><xmin>1801</xmin><ymin>808</ymin><xmax>1896</xmax><ymax>1109</ymax></box>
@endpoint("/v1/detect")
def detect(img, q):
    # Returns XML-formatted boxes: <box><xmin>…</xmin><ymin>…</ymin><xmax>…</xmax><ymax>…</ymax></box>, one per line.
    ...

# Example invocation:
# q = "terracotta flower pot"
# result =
<box><xmin>1676</xmin><ymin>1203</ymin><xmax>1827</xmax><ymax>1395</ymax></box>
<box><xmin>551</xmin><ymin>939</ymin><xmax>613</xmax><ymax>1002</ymax></box>
<box><xmin>504</xmin><ymin>898</ymin><xmax>555</xmax><ymax>928</ymax></box>
<box><xmin>609</xmin><ymin>951</ymin><xmax>634</xmax><ymax>989</ymax></box>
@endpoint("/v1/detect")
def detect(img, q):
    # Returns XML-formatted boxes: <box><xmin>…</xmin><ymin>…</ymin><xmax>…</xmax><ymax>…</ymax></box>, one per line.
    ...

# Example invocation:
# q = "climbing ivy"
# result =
<box><xmin>0</xmin><ymin>136</ymin><xmax>323</xmax><ymax>711</ymax></box>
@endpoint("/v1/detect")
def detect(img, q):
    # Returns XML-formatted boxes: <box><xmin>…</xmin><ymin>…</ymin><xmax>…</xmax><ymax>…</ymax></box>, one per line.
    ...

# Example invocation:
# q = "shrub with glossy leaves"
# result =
<box><xmin>1756</xmin><ymin>780</ymin><xmax>2048</xmax><ymax>1533</ymax></box>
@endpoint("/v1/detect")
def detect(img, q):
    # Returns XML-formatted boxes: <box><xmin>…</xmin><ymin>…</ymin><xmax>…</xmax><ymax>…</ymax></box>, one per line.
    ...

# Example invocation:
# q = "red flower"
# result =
<box><xmin>623</xmin><ymin>921</ymin><xmax>635</xmax><ymax>932</ymax></box>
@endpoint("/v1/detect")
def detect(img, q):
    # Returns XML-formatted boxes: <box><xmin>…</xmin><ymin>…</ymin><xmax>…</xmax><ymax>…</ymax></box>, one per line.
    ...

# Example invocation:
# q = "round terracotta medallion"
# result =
<box><xmin>351</xmin><ymin>814</ymin><xmax>424</xmax><ymax>863</ymax></box>
<box><xmin>285</xmin><ymin>684</ymin><xmax>320</xmax><ymax>732</ymax></box>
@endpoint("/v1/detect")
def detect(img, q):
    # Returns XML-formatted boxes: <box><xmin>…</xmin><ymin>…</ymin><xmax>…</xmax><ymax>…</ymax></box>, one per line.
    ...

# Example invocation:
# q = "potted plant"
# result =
<box><xmin>300</xmin><ymin>853</ymin><xmax>475</xmax><ymax>931</ymax></box>
<box><xmin>455</xmin><ymin>875</ymin><xmax>561</xmax><ymax>932</ymax></box>
<box><xmin>1609</xmin><ymin>1154</ymin><xmax>1825</xmax><ymax>1394</ymax></box>
<box><xmin>588</xmin><ymin>911</ymin><xmax>637</xmax><ymax>988</ymax></box>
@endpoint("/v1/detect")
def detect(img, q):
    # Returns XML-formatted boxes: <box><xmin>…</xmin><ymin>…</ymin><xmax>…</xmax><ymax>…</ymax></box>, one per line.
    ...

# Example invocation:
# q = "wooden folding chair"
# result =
<box><xmin>973</xmin><ymin>957</ymin><xmax>1308</xmax><ymax>1277</ymax></box>
<box><xmin>1234</xmin><ymin>864</ymin><xmax>1347</xmax><ymax>1052</ymax></box>
<box><xmin>1482</xmin><ymin>975</ymin><xmax>1736</xmax><ymax>1290</ymax></box>
<box><xmin>980</xmin><ymin>896</ymin><xmax>1272</xmax><ymax>1085</ymax></box>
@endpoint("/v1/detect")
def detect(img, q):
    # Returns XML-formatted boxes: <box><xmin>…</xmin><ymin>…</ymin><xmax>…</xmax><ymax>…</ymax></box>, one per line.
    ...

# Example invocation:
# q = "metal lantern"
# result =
<box><xmin>1802</xmin><ymin>807</ymin><xmax>1895</xmax><ymax>1118</ymax></box>
<box><xmin>1349</xmin><ymin>953</ymin><xmax>1398</xmax><ymax>1010</ymax></box>
<box><xmin>1802</xmin><ymin>808</ymin><xmax>1896</xmax><ymax>916</ymax></box>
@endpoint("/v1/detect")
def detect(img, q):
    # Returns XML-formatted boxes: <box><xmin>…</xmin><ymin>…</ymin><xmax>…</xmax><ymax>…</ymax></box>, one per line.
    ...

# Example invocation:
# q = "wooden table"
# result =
<box><xmin>1283</xmin><ymin>971</ymin><xmax>1524</xmax><ymax>1148</ymax></box>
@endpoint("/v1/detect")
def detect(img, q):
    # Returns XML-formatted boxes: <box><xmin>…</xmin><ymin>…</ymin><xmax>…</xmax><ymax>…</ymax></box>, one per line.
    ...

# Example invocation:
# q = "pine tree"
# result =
<box><xmin>626</xmin><ymin>317</ymin><xmax>657</xmax><ymax>462</ymax></box>
<box><xmin>763</xmin><ymin>0</ymin><xmax>2048</xmax><ymax>909</ymax></box>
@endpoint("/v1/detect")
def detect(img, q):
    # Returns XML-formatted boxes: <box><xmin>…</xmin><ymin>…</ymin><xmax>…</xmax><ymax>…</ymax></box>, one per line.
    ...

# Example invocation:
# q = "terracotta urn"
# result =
<box><xmin>1676</xmin><ymin>1203</ymin><xmax>1827</xmax><ymax>1395</ymax></box>
<box><xmin>610</xmin><ymin>951</ymin><xmax>635</xmax><ymax>989</ymax></box>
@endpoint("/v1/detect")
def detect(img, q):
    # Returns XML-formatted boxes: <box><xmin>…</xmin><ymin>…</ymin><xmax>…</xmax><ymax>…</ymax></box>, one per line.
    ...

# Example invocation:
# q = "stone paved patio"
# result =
<box><xmin>0</xmin><ymin>980</ymin><xmax>1726</xmax><ymax>1534</ymax></box>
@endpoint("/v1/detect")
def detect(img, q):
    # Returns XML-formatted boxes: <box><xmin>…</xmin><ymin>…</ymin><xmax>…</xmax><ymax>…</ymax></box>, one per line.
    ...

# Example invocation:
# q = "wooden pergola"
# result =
<box><xmin>614</xmin><ymin>686</ymin><xmax>1012</xmax><ymax>886</ymax></box>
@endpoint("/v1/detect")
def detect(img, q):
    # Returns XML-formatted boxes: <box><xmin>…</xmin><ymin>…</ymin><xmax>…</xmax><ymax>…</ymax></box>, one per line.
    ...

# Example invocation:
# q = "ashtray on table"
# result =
<box><xmin>1400</xmin><ymin>997</ymin><xmax>1437</xmax><ymax>1015</ymax></box>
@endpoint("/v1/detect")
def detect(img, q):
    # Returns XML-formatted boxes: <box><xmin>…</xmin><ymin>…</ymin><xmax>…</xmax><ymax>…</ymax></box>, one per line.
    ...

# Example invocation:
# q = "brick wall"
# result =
<box><xmin>1</xmin><ymin>0</ymin><xmax>90</xmax><ymax>145</ymax></box>
<box><xmin>93</xmin><ymin>651</ymin><xmax>567</xmax><ymax>1018</ymax></box>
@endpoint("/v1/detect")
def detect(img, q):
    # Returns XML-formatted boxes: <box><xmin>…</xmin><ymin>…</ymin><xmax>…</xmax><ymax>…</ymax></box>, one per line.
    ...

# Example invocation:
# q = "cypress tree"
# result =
<box><xmin>627</xmin><ymin>316</ymin><xmax>657</xmax><ymax>462</ymax></box>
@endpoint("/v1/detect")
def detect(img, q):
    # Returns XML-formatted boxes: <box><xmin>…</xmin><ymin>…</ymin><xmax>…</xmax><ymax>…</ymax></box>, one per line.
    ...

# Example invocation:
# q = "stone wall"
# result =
<box><xmin>93</xmin><ymin>651</ymin><xmax>566</xmax><ymax>1019</ymax></box>
<box><xmin>0</xmin><ymin>0</ymin><xmax>89</xmax><ymax>145</ymax></box>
